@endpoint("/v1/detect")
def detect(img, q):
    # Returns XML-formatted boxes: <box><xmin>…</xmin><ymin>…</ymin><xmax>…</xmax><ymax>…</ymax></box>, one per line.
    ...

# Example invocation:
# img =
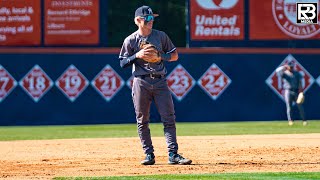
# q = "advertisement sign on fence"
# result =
<box><xmin>189</xmin><ymin>0</ymin><xmax>244</xmax><ymax>40</ymax></box>
<box><xmin>44</xmin><ymin>0</ymin><xmax>99</xmax><ymax>45</ymax></box>
<box><xmin>0</xmin><ymin>0</ymin><xmax>41</xmax><ymax>45</ymax></box>
<box><xmin>250</xmin><ymin>0</ymin><xmax>320</xmax><ymax>39</ymax></box>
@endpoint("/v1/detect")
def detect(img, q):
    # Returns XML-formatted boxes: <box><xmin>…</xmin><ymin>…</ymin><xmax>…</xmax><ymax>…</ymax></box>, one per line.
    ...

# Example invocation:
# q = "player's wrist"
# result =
<box><xmin>128</xmin><ymin>54</ymin><xmax>137</xmax><ymax>62</ymax></box>
<box><xmin>160</xmin><ymin>53</ymin><xmax>171</xmax><ymax>61</ymax></box>
<box><xmin>135</xmin><ymin>51</ymin><xmax>141</xmax><ymax>59</ymax></box>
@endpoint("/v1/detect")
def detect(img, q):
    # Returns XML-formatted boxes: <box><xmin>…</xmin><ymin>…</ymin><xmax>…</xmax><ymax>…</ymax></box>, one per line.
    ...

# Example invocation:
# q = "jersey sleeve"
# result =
<box><xmin>119</xmin><ymin>38</ymin><xmax>133</xmax><ymax>59</ymax></box>
<box><xmin>119</xmin><ymin>38</ymin><xmax>136</xmax><ymax>68</ymax></box>
<box><xmin>160</xmin><ymin>31</ymin><xmax>176</xmax><ymax>54</ymax></box>
<box><xmin>275</xmin><ymin>66</ymin><xmax>287</xmax><ymax>77</ymax></box>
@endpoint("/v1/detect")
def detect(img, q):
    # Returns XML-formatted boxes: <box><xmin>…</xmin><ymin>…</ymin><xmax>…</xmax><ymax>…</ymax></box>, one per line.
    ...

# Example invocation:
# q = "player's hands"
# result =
<box><xmin>137</xmin><ymin>41</ymin><xmax>161</xmax><ymax>63</ymax></box>
<box><xmin>136</xmin><ymin>47</ymin><xmax>159</xmax><ymax>61</ymax></box>
<box><xmin>136</xmin><ymin>48</ymin><xmax>149</xmax><ymax>59</ymax></box>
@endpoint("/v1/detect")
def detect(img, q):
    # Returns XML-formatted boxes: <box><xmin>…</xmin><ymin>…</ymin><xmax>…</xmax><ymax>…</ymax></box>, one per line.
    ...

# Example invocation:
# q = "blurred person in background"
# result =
<box><xmin>276</xmin><ymin>61</ymin><xmax>307</xmax><ymax>126</ymax></box>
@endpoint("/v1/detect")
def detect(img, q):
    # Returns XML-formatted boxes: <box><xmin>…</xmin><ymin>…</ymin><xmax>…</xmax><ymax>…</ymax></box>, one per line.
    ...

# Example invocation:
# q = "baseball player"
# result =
<box><xmin>276</xmin><ymin>61</ymin><xmax>307</xmax><ymax>126</ymax></box>
<box><xmin>118</xmin><ymin>5</ymin><xmax>192</xmax><ymax>165</ymax></box>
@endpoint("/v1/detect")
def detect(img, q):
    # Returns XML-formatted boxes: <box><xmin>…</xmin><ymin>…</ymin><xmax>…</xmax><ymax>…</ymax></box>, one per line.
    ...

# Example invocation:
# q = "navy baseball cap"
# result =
<box><xmin>135</xmin><ymin>6</ymin><xmax>159</xmax><ymax>17</ymax></box>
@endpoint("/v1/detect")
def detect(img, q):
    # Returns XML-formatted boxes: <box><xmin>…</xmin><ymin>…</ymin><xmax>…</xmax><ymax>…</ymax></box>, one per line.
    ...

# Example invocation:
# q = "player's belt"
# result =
<box><xmin>135</xmin><ymin>74</ymin><xmax>165</xmax><ymax>79</ymax></box>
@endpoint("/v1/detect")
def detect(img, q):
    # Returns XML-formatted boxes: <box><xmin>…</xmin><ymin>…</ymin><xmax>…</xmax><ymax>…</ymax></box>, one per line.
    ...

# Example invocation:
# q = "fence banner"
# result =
<box><xmin>250</xmin><ymin>0</ymin><xmax>320</xmax><ymax>40</ymax></box>
<box><xmin>0</xmin><ymin>0</ymin><xmax>41</xmax><ymax>46</ymax></box>
<box><xmin>189</xmin><ymin>0</ymin><xmax>244</xmax><ymax>40</ymax></box>
<box><xmin>44</xmin><ymin>0</ymin><xmax>99</xmax><ymax>45</ymax></box>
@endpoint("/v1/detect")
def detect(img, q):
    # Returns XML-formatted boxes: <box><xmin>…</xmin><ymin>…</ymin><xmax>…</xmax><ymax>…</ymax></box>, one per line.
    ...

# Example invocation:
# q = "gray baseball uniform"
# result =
<box><xmin>276</xmin><ymin>66</ymin><xmax>305</xmax><ymax>121</ymax></box>
<box><xmin>119</xmin><ymin>29</ymin><xmax>178</xmax><ymax>154</ymax></box>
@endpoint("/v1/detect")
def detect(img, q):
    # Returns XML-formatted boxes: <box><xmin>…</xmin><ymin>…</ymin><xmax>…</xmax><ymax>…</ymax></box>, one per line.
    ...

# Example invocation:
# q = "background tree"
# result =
<box><xmin>107</xmin><ymin>0</ymin><xmax>186</xmax><ymax>47</ymax></box>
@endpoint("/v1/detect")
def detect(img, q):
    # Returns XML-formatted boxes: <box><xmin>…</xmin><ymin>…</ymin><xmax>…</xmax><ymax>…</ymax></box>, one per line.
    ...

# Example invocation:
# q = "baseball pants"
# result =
<box><xmin>284</xmin><ymin>89</ymin><xmax>305</xmax><ymax>121</ymax></box>
<box><xmin>132</xmin><ymin>76</ymin><xmax>178</xmax><ymax>154</ymax></box>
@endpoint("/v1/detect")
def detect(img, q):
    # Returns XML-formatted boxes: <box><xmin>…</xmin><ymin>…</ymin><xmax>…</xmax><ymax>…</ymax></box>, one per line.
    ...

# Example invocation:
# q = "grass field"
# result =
<box><xmin>1</xmin><ymin>120</ymin><xmax>319</xmax><ymax>179</ymax></box>
<box><xmin>53</xmin><ymin>172</ymin><xmax>320</xmax><ymax>180</ymax></box>
<box><xmin>0</xmin><ymin>120</ymin><xmax>319</xmax><ymax>141</ymax></box>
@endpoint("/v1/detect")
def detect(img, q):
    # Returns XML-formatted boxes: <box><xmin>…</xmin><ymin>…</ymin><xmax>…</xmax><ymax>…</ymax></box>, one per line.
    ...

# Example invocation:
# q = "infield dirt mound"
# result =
<box><xmin>0</xmin><ymin>134</ymin><xmax>320</xmax><ymax>179</ymax></box>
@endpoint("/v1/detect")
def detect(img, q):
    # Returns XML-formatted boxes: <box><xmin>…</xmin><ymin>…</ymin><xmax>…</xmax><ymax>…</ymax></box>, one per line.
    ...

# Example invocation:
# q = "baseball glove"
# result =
<box><xmin>139</xmin><ymin>41</ymin><xmax>161</xmax><ymax>63</ymax></box>
<box><xmin>296</xmin><ymin>92</ymin><xmax>305</xmax><ymax>104</ymax></box>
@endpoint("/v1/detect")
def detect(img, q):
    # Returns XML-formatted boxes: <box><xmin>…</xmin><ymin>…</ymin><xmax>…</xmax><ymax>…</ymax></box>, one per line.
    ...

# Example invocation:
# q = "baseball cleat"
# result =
<box><xmin>288</xmin><ymin>121</ymin><xmax>294</xmax><ymax>126</ymax></box>
<box><xmin>303</xmin><ymin>121</ymin><xmax>308</xmax><ymax>126</ymax></box>
<box><xmin>141</xmin><ymin>153</ymin><xmax>155</xmax><ymax>165</ymax></box>
<box><xmin>168</xmin><ymin>152</ymin><xmax>192</xmax><ymax>165</ymax></box>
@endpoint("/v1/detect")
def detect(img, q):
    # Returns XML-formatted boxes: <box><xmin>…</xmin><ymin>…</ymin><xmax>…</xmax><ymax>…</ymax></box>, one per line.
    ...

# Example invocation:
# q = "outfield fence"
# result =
<box><xmin>0</xmin><ymin>48</ymin><xmax>319</xmax><ymax>125</ymax></box>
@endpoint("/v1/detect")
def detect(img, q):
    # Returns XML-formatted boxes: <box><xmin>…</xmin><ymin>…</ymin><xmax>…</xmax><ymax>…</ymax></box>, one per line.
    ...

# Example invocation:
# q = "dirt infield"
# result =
<box><xmin>0</xmin><ymin>134</ymin><xmax>320</xmax><ymax>179</ymax></box>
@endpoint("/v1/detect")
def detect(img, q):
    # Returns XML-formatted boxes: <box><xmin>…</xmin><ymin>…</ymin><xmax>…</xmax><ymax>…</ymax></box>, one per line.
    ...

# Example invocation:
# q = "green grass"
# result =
<box><xmin>0</xmin><ymin>120</ymin><xmax>319</xmax><ymax>141</ymax></box>
<box><xmin>53</xmin><ymin>172</ymin><xmax>320</xmax><ymax>180</ymax></box>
